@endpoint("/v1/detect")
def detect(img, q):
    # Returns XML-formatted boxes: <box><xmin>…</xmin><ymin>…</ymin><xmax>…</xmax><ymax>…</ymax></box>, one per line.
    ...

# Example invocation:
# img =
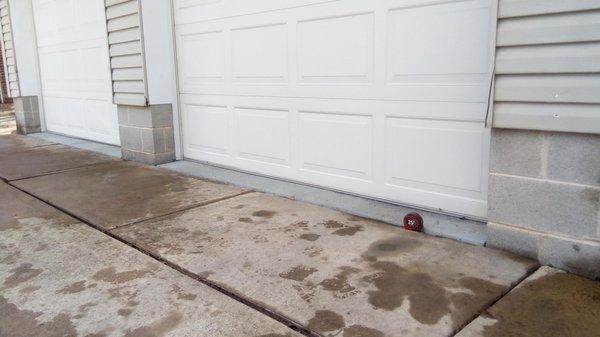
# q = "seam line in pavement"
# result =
<box><xmin>109</xmin><ymin>190</ymin><xmax>256</xmax><ymax>231</ymax></box>
<box><xmin>7</xmin><ymin>161</ymin><xmax>119</xmax><ymax>182</ymax></box>
<box><xmin>7</xmin><ymin>181</ymin><xmax>321</xmax><ymax>337</ymax></box>
<box><xmin>449</xmin><ymin>264</ymin><xmax>541</xmax><ymax>336</ymax></box>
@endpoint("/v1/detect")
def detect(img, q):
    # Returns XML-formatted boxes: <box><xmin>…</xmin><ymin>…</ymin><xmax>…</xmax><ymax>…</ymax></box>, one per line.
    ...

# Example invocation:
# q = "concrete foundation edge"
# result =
<box><xmin>487</xmin><ymin>221</ymin><xmax>600</xmax><ymax>280</ymax></box>
<box><xmin>160</xmin><ymin>160</ymin><xmax>487</xmax><ymax>245</ymax></box>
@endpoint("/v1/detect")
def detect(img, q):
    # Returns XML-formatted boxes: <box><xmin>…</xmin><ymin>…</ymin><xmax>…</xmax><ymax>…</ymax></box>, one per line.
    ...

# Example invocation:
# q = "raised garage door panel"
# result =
<box><xmin>175</xmin><ymin>0</ymin><xmax>494</xmax><ymax>218</ymax></box>
<box><xmin>33</xmin><ymin>0</ymin><xmax>119</xmax><ymax>145</ymax></box>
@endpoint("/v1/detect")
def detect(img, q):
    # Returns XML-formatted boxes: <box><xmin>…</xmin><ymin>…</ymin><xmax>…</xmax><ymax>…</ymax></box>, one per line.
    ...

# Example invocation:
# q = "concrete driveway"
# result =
<box><xmin>1</xmin><ymin>134</ymin><xmax>598</xmax><ymax>337</ymax></box>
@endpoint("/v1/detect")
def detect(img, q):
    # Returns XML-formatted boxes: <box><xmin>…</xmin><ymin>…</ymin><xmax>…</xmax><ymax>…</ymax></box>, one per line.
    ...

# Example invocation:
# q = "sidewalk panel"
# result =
<box><xmin>0</xmin><ymin>181</ymin><xmax>301</xmax><ymax>337</ymax></box>
<box><xmin>13</xmin><ymin>161</ymin><xmax>247</xmax><ymax>230</ymax></box>
<box><xmin>113</xmin><ymin>192</ymin><xmax>539</xmax><ymax>337</ymax></box>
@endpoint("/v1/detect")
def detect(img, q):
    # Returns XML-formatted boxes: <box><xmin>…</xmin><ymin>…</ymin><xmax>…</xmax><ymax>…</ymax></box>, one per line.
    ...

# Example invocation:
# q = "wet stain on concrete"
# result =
<box><xmin>307</xmin><ymin>310</ymin><xmax>345</xmax><ymax>332</ymax></box>
<box><xmin>0</xmin><ymin>296</ymin><xmax>77</xmax><ymax>337</ymax></box>
<box><xmin>56</xmin><ymin>281</ymin><xmax>87</xmax><ymax>294</ymax></box>
<box><xmin>292</xmin><ymin>220</ymin><xmax>309</xmax><ymax>228</ymax></box>
<box><xmin>364</xmin><ymin>261</ymin><xmax>450</xmax><ymax>325</ymax></box>
<box><xmin>171</xmin><ymin>285</ymin><xmax>198</xmax><ymax>301</ymax></box>
<box><xmin>342</xmin><ymin>325</ymin><xmax>385</xmax><ymax>337</ymax></box>
<box><xmin>3</xmin><ymin>263</ymin><xmax>43</xmax><ymax>288</ymax></box>
<box><xmin>1</xmin><ymin>251</ymin><xmax>21</xmax><ymax>265</ymax></box>
<box><xmin>253</xmin><ymin>210</ymin><xmax>276</xmax><ymax>218</ymax></box>
<box><xmin>118</xmin><ymin>308</ymin><xmax>134</xmax><ymax>317</ymax></box>
<box><xmin>123</xmin><ymin>311</ymin><xmax>183</xmax><ymax>337</ymax></box>
<box><xmin>304</xmin><ymin>246</ymin><xmax>323</xmax><ymax>258</ymax></box>
<box><xmin>481</xmin><ymin>272</ymin><xmax>600</xmax><ymax>337</ymax></box>
<box><xmin>292</xmin><ymin>283</ymin><xmax>316</xmax><ymax>303</ymax></box>
<box><xmin>319</xmin><ymin>267</ymin><xmax>361</xmax><ymax>296</ymax></box>
<box><xmin>34</xmin><ymin>243</ymin><xmax>49</xmax><ymax>252</ymax></box>
<box><xmin>299</xmin><ymin>233</ymin><xmax>320</xmax><ymax>242</ymax></box>
<box><xmin>332</xmin><ymin>225</ymin><xmax>363</xmax><ymax>236</ymax></box>
<box><xmin>0</xmin><ymin>214</ymin><xmax>20</xmax><ymax>231</ymax></box>
<box><xmin>361</xmin><ymin>236</ymin><xmax>422</xmax><ymax>261</ymax></box>
<box><xmin>198</xmin><ymin>271</ymin><xmax>215</xmax><ymax>279</ymax></box>
<box><xmin>232</xmin><ymin>204</ymin><xmax>246</xmax><ymax>209</ymax></box>
<box><xmin>280</xmin><ymin>265</ymin><xmax>318</xmax><ymax>282</ymax></box>
<box><xmin>449</xmin><ymin>277</ymin><xmax>505</xmax><ymax>330</ymax></box>
<box><xmin>19</xmin><ymin>285</ymin><xmax>41</xmax><ymax>294</ymax></box>
<box><xmin>177</xmin><ymin>292</ymin><xmax>197</xmax><ymax>301</ymax></box>
<box><xmin>322</xmin><ymin>220</ymin><xmax>345</xmax><ymax>229</ymax></box>
<box><xmin>93</xmin><ymin>267</ymin><xmax>150</xmax><ymax>284</ymax></box>
<box><xmin>238</xmin><ymin>217</ymin><xmax>253</xmax><ymax>223</ymax></box>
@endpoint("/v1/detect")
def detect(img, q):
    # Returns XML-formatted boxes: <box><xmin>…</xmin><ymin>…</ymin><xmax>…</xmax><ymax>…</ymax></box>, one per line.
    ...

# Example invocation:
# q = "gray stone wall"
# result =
<box><xmin>14</xmin><ymin>95</ymin><xmax>41</xmax><ymax>134</ymax></box>
<box><xmin>117</xmin><ymin>104</ymin><xmax>175</xmax><ymax>165</ymax></box>
<box><xmin>487</xmin><ymin>129</ymin><xmax>600</xmax><ymax>279</ymax></box>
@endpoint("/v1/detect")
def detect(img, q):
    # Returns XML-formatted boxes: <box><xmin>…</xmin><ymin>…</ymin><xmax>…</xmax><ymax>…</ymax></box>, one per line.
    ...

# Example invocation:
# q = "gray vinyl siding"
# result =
<box><xmin>0</xmin><ymin>0</ymin><xmax>19</xmax><ymax>97</ymax></box>
<box><xmin>493</xmin><ymin>0</ymin><xmax>600</xmax><ymax>134</ymax></box>
<box><xmin>105</xmin><ymin>0</ymin><xmax>147</xmax><ymax>106</ymax></box>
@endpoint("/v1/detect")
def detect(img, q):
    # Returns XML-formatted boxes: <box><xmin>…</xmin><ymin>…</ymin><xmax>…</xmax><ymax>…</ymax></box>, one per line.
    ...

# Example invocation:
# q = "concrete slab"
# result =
<box><xmin>0</xmin><ymin>144</ymin><xmax>119</xmax><ymax>181</ymax></box>
<box><xmin>456</xmin><ymin>266</ymin><xmax>600</xmax><ymax>337</ymax></box>
<box><xmin>29</xmin><ymin>132</ymin><xmax>122</xmax><ymax>158</ymax></box>
<box><xmin>0</xmin><ymin>182</ymin><xmax>302</xmax><ymax>337</ymax></box>
<box><xmin>112</xmin><ymin>192</ymin><xmax>539</xmax><ymax>337</ymax></box>
<box><xmin>0</xmin><ymin>134</ymin><xmax>56</xmax><ymax>154</ymax></box>
<box><xmin>13</xmin><ymin>161</ymin><xmax>247</xmax><ymax>230</ymax></box>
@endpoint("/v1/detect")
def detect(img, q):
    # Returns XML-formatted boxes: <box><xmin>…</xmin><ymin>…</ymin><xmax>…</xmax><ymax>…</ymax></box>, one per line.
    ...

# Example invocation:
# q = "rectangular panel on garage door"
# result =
<box><xmin>174</xmin><ymin>0</ymin><xmax>494</xmax><ymax>218</ymax></box>
<box><xmin>33</xmin><ymin>0</ymin><xmax>119</xmax><ymax>145</ymax></box>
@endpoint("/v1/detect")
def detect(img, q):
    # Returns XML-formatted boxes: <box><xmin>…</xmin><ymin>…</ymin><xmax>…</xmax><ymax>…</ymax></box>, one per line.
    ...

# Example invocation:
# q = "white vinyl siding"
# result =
<box><xmin>105</xmin><ymin>0</ymin><xmax>146</xmax><ymax>106</ymax></box>
<box><xmin>493</xmin><ymin>0</ymin><xmax>600</xmax><ymax>134</ymax></box>
<box><xmin>0</xmin><ymin>0</ymin><xmax>19</xmax><ymax>97</ymax></box>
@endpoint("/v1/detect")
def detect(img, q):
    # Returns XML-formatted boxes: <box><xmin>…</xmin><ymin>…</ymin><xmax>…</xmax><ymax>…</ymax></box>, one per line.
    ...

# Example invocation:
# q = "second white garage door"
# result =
<box><xmin>32</xmin><ymin>0</ymin><xmax>119</xmax><ymax>145</ymax></box>
<box><xmin>174</xmin><ymin>0</ymin><xmax>494</xmax><ymax>218</ymax></box>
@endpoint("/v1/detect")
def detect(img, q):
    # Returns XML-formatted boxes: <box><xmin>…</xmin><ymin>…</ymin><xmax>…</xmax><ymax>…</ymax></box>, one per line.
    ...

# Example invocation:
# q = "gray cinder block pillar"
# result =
<box><xmin>13</xmin><ymin>96</ymin><xmax>41</xmax><ymax>134</ymax></box>
<box><xmin>117</xmin><ymin>104</ymin><xmax>176</xmax><ymax>165</ymax></box>
<box><xmin>487</xmin><ymin>129</ymin><xmax>600</xmax><ymax>279</ymax></box>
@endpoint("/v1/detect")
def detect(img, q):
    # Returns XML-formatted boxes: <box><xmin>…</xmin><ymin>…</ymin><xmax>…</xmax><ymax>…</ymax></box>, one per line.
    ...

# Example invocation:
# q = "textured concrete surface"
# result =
<box><xmin>0</xmin><ymin>182</ymin><xmax>302</xmax><ymax>337</ymax></box>
<box><xmin>161</xmin><ymin>160</ymin><xmax>487</xmax><ymax>245</ymax></box>
<box><xmin>0</xmin><ymin>134</ymin><xmax>55</xmax><ymax>154</ymax></box>
<box><xmin>13</xmin><ymin>161</ymin><xmax>247</xmax><ymax>230</ymax></box>
<box><xmin>456</xmin><ymin>266</ymin><xmax>600</xmax><ymax>337</ymax></box>
<box><xmin>0</xmin><ymin>144</ymin><xmax>119</xmax><ymax>181</ymax></box>
<box><xmin>113</xmin><ymin>192</ymin><xmax>539</xmax><ymax>337</ymax></box>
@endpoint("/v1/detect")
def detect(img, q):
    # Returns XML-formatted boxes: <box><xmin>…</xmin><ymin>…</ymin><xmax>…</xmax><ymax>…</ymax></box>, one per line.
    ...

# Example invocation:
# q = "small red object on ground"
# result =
<box><xmin>403</xmin><ymin>212</ymin><xmax>424</xmax><ymax>232</ymax></box>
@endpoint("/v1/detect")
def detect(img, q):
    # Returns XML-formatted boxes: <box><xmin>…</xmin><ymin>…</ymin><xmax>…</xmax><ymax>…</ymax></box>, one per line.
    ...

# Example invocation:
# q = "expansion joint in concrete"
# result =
<box><xmin>450</xmin><ymin>264</ymin><xmax>540</xmax><ymax>337</ymax></box>
<box><xmin>5</xmin><ymin>183</ymin><xmax>316</xmax><ymax>337</ymax></box>
<box><xmin>110</xmin><ymin>190</ymin><xmax>256</xmax><ymax>231</ymax></box>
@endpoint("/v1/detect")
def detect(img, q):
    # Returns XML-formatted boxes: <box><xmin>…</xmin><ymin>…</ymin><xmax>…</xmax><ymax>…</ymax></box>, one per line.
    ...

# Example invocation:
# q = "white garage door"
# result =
<box><xmin>32</xmin><ymin>0</ymin><xmax>119</xmax><ymax>145</ymax></box>
<box><xmin>174</xmin><ymin>0</ymin><xmax>494</xmax><ymax>218</ymax></box>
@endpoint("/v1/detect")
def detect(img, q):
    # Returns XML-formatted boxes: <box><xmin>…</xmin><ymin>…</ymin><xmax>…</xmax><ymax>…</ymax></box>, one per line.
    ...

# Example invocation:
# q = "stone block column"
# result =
<box><xmin>5</xmin><ymin>0</ymin><xmax>43</xmax><ymax>135</ymax></box>
<box><xmin>106</xmin><ymin>0</ymin><xmax>180</xmax><ymax>165</ymax></box>
<box><xmin>13</xmin><ymin>96</ymin><xmax>41</xmax><ymax>134</ymax></box>
<box><xmin>118</xmin><ymin>104</ymin><xmax>175</xmax><ymax>165</ymax></box>
<box><xmin>487</xmin><ymin>130</ymin><xmax>600</xmax><ymax>279</ymax></box>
